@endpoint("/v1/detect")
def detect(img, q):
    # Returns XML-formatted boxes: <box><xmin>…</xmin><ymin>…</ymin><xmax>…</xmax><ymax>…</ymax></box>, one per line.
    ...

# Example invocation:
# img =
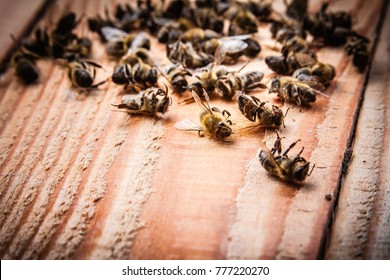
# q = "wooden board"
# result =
<box><xmin>0</xmin><ymin>0</ymin><xmax>50</xmax><ymax>67</ymax></box>
<box><xmin>0</xmin><ymin>0</ymin><xmax>388</xmax><ymax>260</ymax></box>
<box><xmin>325</xmin><ymin>1</ymin><xmax>390</xmax><ymax>260</ymax></box>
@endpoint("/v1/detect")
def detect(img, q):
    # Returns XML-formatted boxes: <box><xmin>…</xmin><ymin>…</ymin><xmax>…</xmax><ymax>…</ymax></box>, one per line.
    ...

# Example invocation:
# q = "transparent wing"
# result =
<box><xmin>174</xmin><ymin>119</ymin><xmax>203</xmax><ymax>131</ymax></box>
<box><xmin>220</xmin><ymin>39</ymin><xmax>248</xmax><ymax>54</ymax></box>
<box><xmin>101</xmin><ymin>26</ymin><xmax>128</xmax><ymax>41</ymax></box>
<box><xmin>191</xmin><ymin>89</ymin><xmax>212</xmax><ymax>113</ymax></box>
<box><xmin>294</xmin><ymin>52</ymin><xmax>317</xmax><ymax>67</ymax></box>
<box><xmin>258</xmin><ymin>141</ymin><xmax>287</xmax><ymax>177</ymax></box>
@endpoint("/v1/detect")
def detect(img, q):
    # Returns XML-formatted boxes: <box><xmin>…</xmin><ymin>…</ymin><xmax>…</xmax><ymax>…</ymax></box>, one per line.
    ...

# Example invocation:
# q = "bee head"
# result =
<box><xmin>269</xmin><ymin>77</ymin><xmax>281</xmax><ymax>93</ymax></box>
<box><xmin>216</xmin><ymin>121</ymin><xmax>232</xmax><ymax>140</ymax></box>
<box><xmin>75</xmin><ymin>69</ymin><xmax>93</xmax><ymax>88</ymax></box>
<box><xmin>16</xmin><ymin>60</ymin><xmax>39</xmax><ymax>84</ymax></box>
<box><xmin>271</xmin><ymin>105</ymin><xmax>284</xmax><ymax>126</ymax></box>
<box><xmin>112</xmin><ymin>65</ymin><xmax>129</xmax><ymax>85</ymax></box>
<box><xmin>293</xmin><ymin>161</ymin><xmax>310</xmax><ymax>182</ymax></box>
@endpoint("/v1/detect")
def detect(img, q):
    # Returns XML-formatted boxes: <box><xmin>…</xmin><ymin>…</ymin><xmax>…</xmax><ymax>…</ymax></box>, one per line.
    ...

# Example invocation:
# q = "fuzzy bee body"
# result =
<box><xmin>259</xmin><ymin>132</ymin><xmax>314</xmax><ymax>182</ymax></box>
<box><xmin>269</xmin><ymin>76</ymin><xmax>324</xmax><ymax>106</ymax></box>
<box><xmin>238</xmin><ymin>95</ymin><xmax>286</xmax><ymax>127</ymax></box>
<box><xmin>112</xmin><ymin>86</ymin><xmax>171</xmax><ymax>116</ymax></box>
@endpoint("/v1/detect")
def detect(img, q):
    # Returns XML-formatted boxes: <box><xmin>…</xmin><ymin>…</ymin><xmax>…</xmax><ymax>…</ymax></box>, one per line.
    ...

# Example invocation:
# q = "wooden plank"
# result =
<box><xmin>0</xmin><ymin>0</ymin><xmax>386</xmax><ymax>260</ymax></box>
<box><xmin>0</xmin><ymin>0</ymin><xmax>50</xmax><ymax>63</ymax></box>
<box><xmin>325</xmin><ymin>2</ymin><xmax>390</xmax><ymax>260</ymax></box>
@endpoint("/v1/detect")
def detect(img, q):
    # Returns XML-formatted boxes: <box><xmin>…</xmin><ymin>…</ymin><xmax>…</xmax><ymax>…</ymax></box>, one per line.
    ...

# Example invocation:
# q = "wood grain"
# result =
<box><xmin>325</xmin><ymin>2</ymin><xmax>390</xmax><ymax>260</ymax></box>
<box><xmin>0</xmin><ymin>0</ymin><xmax>50</xmax><ymax>67</ymax></box>
<box><xmin>0</xmin><ymin>0</ymin><xmax>388</xmax><ymax>260</ymax></box>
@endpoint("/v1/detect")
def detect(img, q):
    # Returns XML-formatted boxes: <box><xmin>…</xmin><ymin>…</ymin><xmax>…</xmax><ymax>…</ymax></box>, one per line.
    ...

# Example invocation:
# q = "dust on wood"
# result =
<box><xmin>0</xmin><ymin>0</ymin><xmax>388</xmax><ymax>260</ymax></box>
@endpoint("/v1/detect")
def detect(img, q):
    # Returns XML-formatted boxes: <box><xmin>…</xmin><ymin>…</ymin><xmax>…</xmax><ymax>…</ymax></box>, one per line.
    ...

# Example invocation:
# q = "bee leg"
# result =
<box><xmin>271</xmin><ymin>131</ymin><xmax>284</xmax><ymax>155</ymax></box>
<box><xmin>307</xmin><ymin>164</ymin><xmax>315</xmax><ymax>176</ymax></box>
<box><xmin>226</xmin><ymin>120</ymin><xmax>233</xmax><ymax>125</ymax></box>
<box><xmin>283</xmin><ymin>139</ymin><xmax>301</xmax><ymax>157</ymax></box>
<box><xmin>222</xmin><ymin>110</ymin><xmax>231</xmax><ymax>120</ymax></box>
<box><xmin>198</xmin><ymin>130</ymin><xmax>205</xmax><ymax>137</ymax></box>
<box><xmin>297</xmin><ymin>146</ymin><xmax>304</xmax><ymax>156</ymax></box>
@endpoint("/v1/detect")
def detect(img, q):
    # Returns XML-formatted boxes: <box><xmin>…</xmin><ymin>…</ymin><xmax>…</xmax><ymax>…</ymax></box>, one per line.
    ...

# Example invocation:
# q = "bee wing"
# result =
<box><xmin>298</xmin><ymin>80</ymin><xmax>326</xmax><ymax>91</ymax></box>
<box><xmin>174</xmin><ymin>119</ymin><xmax>203</xmax><ymax>131</ymax></box>
<box><xmin>191</xmin><ymin>89</ymin><xmax>213</xmax><ymax>113</ymax></box>
<box><xmin>294</xmin><ymin>52</ymin><xmax>317</xmax><ymax>67</ymax></box>
<box><xmin>220</xmin><ymin>34</ymin><xmax>252</xmax><ymax>41</ymax></box>
<box><xmin>220</xmin><ymin>39</ymin><xmax>248</xmax><ymax>54</ymax></box>
<box><xmin>258</xmin><ymin>141</ymin><xmax>287</xmax><ymax>177</ymax></box>
<box><xmin>101</xmin><ymin>26</ymin><xmax>128</xmax><ymax>41</ymax></box>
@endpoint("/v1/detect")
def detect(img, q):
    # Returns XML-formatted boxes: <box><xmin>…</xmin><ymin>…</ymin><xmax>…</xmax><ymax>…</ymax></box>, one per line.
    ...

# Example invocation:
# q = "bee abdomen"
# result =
<box><xmin>259</xmin><ymin>150</ymin><xmax>276</xmax><ymax>173</ymax></box>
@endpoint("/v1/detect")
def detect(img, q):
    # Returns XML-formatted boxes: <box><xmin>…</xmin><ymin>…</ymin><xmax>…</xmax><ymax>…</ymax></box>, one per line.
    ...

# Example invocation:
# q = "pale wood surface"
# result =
<box><xmin>0</xmin><ymin>0</ymin><xmax>48</xmax><ymax>64</ymax></box>
<box><xmin>325</xmin><ymin>2</ymin><xmax>390</xmax><ymax>260</ymax></box>
<box><xmin>0</xmin><ymin>0</ymin><xmax>388</xmax><ymax>260</ymax></box>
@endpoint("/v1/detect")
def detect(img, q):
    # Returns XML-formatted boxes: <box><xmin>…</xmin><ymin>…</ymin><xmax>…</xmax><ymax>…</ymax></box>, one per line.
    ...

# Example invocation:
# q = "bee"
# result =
<box><xmin>63</xmin><ymin>37</ymin><xmax>92</xmax><ymax>60</ymax></box>
<box><xmin>280</xmin><ymin>35</ymin><xmax>308</xmax><ymax>56</ymax></box>
<box><xmin>11</xmin><ymin>50</ymin><xmax>39</xmax><ymax>84</ymax></box>
<box><xmin>215</xmin><ymin>70</ymin><xmax>266</xmax><ymax>99</ymax></box>
<box><xmin>66</xmin><ymin>60</ymin><xmax>106</xmax><ymax>89</ymax></box>
<box><xmin>269</xmin><ymin>76</ymin><xmax>325</xmax><ymax>106</ymax></box>
<box><xmin>265</xmin><ymin>51</ymin><xmax>317</xmax><ymax>75</ymax></box>
<box><xmin>293</xmin><ymin>62</ymin><xmax>336</xmax><ymax>85</ymax></box>
<box><xmin>238</xmin><ymin>95</ymin><xmax>287</xmax><ymax>127</ymax></box>
<box><xmin>111</xmin><ymin>64</ymin><xmax>132</xmax><ymax>85</ymax></box>
<box><xmin>194</xmin><ymin>8</ymin><xmax>224</xmax><ymax>33</ymax></box>
<box><xmin>162</xmin><ymin>64</ymin><xmax>192</xmax><ymax>93</ymax></box>
<box><xmin>203</xmin><ymin>35</ymin><xmax>260</xmax><ymax>64</ymax></box>
<box><xmin>225</xmin><ymin>5</ymin><xmax>258</xmax><ymax>35</ymax></box>
<box><xmin>101</xmin><ymin>27</ymin><xmax>150</xmax><ymax>58</ymax></box>
<box><xmin>130</xmin><ymin>60</ymin><xmax>158</xmax><ymax>88</ymax></box>
<box><xmin>181</xmin><ymin>28</ymin><xmax>220</xmax><ymax>44</ymax></box>
<box><xmin>345</xmin><ymin>35</ymin><xmax>370</xmax><ymax>70</ymax></box>
<box><xmin>167</xmin><ymin>41</ymin><xmax>212</xmax><ymax>69</ymax></box>
<box><xmin>50</xmin><ymin>12</ymin><xmax>82</xmax><ymax>58</ymax></box>
<box><xmin>242</xmin><ymin>0</ymin><xmax>272</xmax><ymax>21</ymax></box>
<box><xmin>88</xmin><ymin>6</ymin><xmax>115</xmax><ymax>41</ymax></box>
<box><xmin>259</xmin><ymin>131</ymin><xmax>315</xmax><ymax>182</ymax></box>
<box><xmin>21</xmin><ymin>28</ymin><xmax>50</xmax><ymax>57</ymax></box>
<box><xmin>156</xmin><ymin>18</ymin><xmax>193</xmax><ymax>44</ymax></box>
<box><xmin>175</xmin><ymin>90</ymin><xmax>233</xmax><ymax>141</ymax></box>
<box><xmin>194</xmin><ymin>64</ymin><xmax>229</xmax><ymax>94</ymax></box>
<box><xmin>111</xmin><ymin>86</ymin><xmax>171</xmax><ymax>116</ymax></box>
<box><xmin>303</xmin><ymin>3</ymin><xmax>353</xmax><ymax>46</ymax></box>
<box><xmin>285</xmin><ymin>0</ymin><xmax>308</xmax><ymax>20</ymax></box>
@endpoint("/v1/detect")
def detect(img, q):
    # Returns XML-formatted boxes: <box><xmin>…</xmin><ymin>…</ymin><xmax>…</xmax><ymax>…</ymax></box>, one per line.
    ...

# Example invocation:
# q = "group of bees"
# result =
<box><xmin>7</xmin><ymin>0</ymin><xmax>369</xmax><ymax>183</ymax></box>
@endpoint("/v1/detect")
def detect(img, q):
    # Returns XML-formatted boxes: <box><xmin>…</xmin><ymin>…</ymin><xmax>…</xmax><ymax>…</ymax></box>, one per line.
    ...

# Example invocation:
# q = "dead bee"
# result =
<box><xmin>293</xmin><ymin>62</ymin><xmax>336</xmax><ymax>85</ymax></box>
<box><xmin>285</xmin><ymin>0</ymin><xmax>308</xmax><ymax>20</ymax></box>
<box><xmin>157</xmin><ymin>18</ymin><xmax>193</xmax><ymax>44</ymax></box>
<box><xmin>66</xmin><ymin>60</ymin><xmax>106</xmax><ymax>89</ymax></box>
<box><xmin>112</xmin><ymin>86</ymin><xmax>171</xmax><ymax>116</ymax></box>
<box><xmin>281</xmin><ymin>35</ymin><xmax>308</xmax><ymax>56</ymax></box>
<box><xmin>63</xmin><ymin>37</ymin><xmax>92</xmax><ymax>60</ymax></box>
<box><xmin>269</xmin><ymin>76</ymin><xmax>326</xmax><ymax>106</ymax></box>
<box><xmin>181</xmin><ymin>28</ymin><xmax>220</xmax><ymax>46</ymax></box>
<box><xmin>88</xmin><ymin>6</ymin><xmax>116</xmax><ymax>41</ymax></box>
<box><xmin>265</xmin><ymin>51</ymin><xmax>317</xmax><ymax>75</ymax></box>
<box><xmin>345</xmin><ymin>35</ymin><xmax>370</xmax><ymax>70</ymax></box>
<box><xmin>167</xmin><ymin>41</ymin><xmax>212</xmax><ymax>69</ymax></box>
<box><xmin>21</xmin><ymin>28</ymin><xmax>50</xmax><ymax>57</ymax></box>
<box><xmin>130</xmin><ymin>60</ymin><xmax>158</xmax><ymax>88</ymax></box>
<box><xmin>303</xmin><ymin>2</ymin><xmax>353</xmax><ymax>46</ymax></box>
<box><xmin>215</xmin><ymin>70</ymin><xmax>266</xmax><ymax>99</ymax></box>
<box><xmin>238</xmin><ymin>95</ymin><xmax>287</xmax><ymax>127</ymax></box>
<box><xmin>224</xmin><ymin>5</ymin><xmax>258</xmax><ymax>35</ymax></box>
<box><xmin>203</xmin><ymin>35</ymin><xmax>261</xmax><ymax>64</ymax></box>
<box><xmin>241</xmin><ymin>0</ymin><xmax>273</xmax><ymax>21</ymax></box>
<box><xmin>50</xmin><ymin>12</ymin><xmax>82</xmax><ymax>58</ymax></box>
<box><xmin>259</xmin><ymin>131</ymin><xmax>314</xmax><ymax>182</ymax></box>
<box><xmin>194</xmin><ymin>8</ymin><xmax>224</xmax><ymax>33</ymax></box>
<box><xmin>175</xmin><ymin>90</ymin><xmax>233</xmax><ymax>141</ymax></box>
<box><xmin>111</xmin><ymin>63</ymin><xmax>132</xmax><ymax>85</ymax></box>
<box><xmin>122</xmin><ymin>47</ymin><xmax>154</xmax><ymax>66</ymax></box>
<box><xmin>101</xmin><ymin>27</ymin><xmax>150</xmax><ymax>58</ymax></box>
<box><xmin>163</xmin><ymin>64</ymin><xmax>192</xmax><ymax>93</ymax></box>
<box><xmin>11</xmin><ymin>50</ymin><xmax>39</xmax><ymax>84</ymax></box>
